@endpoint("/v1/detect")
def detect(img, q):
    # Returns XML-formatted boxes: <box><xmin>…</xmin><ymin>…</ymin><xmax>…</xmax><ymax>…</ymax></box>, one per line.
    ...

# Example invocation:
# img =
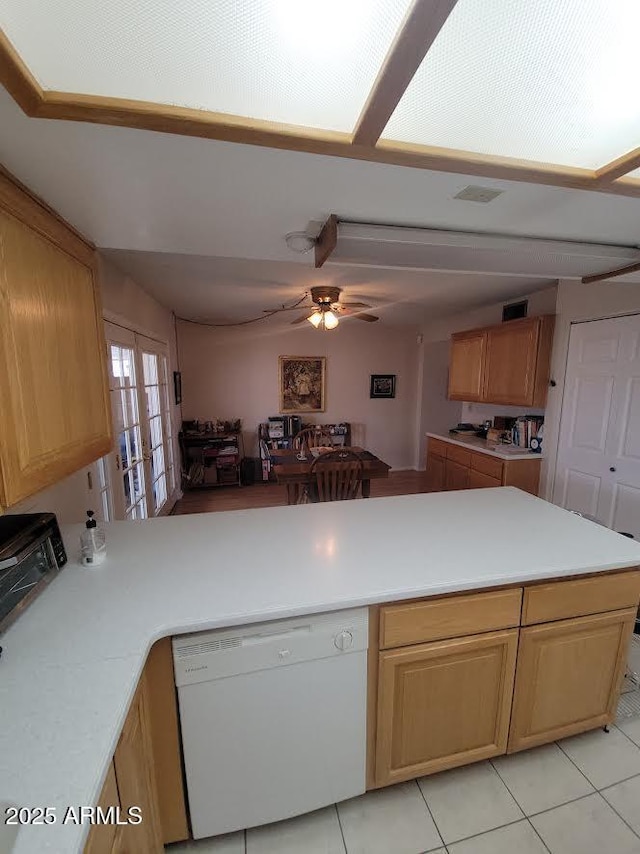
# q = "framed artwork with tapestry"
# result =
<box><xmin>279</xmin><ymin>356</ymin><xmax>326</xmax><ymax>413</ymax></box>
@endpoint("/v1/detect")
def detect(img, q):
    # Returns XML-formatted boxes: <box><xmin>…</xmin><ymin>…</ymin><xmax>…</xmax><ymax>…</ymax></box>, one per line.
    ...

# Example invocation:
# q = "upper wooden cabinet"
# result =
<box><xmin>448</xmin><ymin>329</ymin><xmax>486</xmax><ymax>401</ymax></box>
<box><xmin>448</xmin><ymin>316</ymin><xmax>555</xmax><ymax>407</ymax></box>
<box><xmin>0</xmin><ymin>172</ymin><xmax>112</xmax><ymax>507</ymax></box>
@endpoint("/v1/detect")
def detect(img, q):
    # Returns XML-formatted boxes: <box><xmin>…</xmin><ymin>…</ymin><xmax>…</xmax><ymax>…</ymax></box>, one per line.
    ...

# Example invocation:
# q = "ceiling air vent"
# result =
<box><xmin>453</xmin><ymin>185</ymin><xmax>504</xmax><ymax>203</ymax></box>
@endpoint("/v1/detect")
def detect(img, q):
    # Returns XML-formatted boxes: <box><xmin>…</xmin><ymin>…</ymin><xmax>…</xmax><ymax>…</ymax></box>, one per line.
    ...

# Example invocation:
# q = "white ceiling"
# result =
<box><xmin>0</xmin><ymin>86</ymin><xmax>639</xmax><ymax>325</ymax></box>
<box><xmin>101</xmin><ymin>248</ymin><xmax>554</xmax><ymax>326</ymax></box>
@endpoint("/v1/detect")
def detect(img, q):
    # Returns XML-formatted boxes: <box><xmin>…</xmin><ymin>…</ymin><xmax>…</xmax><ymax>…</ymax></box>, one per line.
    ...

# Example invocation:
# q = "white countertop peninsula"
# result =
<box><xmin>426</xmin><ymin>431</ymin><xmax>539</xmax><ymax>461</ymax></box>
<box><xmin>3</xmin><ymin>488</ymin><xmax>640</xmax><ymax>854</ymax></box>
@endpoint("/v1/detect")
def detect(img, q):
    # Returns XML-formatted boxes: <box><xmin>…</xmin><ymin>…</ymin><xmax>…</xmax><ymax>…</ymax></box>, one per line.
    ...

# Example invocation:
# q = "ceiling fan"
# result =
<box><xmin>267</xmin><ymin>286</ymin><xmax>379</xmax><ymax>329</ymax></box>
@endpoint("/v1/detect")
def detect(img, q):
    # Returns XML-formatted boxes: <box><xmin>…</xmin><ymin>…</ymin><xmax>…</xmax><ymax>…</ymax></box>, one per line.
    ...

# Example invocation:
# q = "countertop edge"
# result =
<box><xmin>426</xmin><ymin>432</ymin><xmax>541</xmax><ymax>461</ymax></box>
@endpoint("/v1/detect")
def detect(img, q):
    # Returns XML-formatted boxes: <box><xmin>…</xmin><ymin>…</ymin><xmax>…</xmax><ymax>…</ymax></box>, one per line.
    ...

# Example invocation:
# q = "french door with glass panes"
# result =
<box><xmin>105</xmin><ymin>323</ymin><xmax>176</xmax><ymax>520</ymax></box>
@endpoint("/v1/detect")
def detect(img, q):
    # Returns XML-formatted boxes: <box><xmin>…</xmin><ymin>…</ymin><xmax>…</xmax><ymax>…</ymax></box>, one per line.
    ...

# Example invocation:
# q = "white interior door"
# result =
<box><xmin>553</xmin><ymin>313</ymin><xmax>640</xmax><ymax>538</ymax></box>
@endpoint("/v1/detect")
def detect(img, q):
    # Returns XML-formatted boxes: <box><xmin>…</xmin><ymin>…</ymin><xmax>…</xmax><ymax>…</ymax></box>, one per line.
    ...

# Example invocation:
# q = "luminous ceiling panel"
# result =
<box><xmin>0</xmin><ymin>0</ymin><xmax>412</xmax><ymax>132</ymax></box>
<box><xmin>383</xmin><ymin>0</ymin><xmax>640</xmax><ymax>169</ymax></box>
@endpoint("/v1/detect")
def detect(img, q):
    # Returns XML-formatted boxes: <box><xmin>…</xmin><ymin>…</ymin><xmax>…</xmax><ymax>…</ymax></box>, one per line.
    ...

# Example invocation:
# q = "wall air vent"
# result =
<box><xmin>502</xmin><ymin>300</ymin><xmax>528</xmax><ymax>322</ymax></box>
<box><xmin>453</xmin><ymin>186</ymin><xmax>504</xmax><ymax>203</ymax></box>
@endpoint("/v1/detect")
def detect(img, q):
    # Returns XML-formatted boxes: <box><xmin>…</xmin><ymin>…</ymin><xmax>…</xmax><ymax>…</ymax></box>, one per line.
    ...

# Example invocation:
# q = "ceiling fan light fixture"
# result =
<box><xmin>307</xmin><ymin>310</ymin><xmax>323</xmax><ymax>327</ymax></box>
<box><xmin>323</xmin><ymin>310</ymin><xmax>339</xmax><ymax>330</ymax></box>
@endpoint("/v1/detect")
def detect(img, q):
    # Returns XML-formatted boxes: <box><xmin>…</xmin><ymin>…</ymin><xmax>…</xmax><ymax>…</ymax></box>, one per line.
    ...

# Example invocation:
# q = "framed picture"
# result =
<box><xmin>279</xmin><ymin>356</ymin><xmax>326</xmax><ymax>413</ymax></box>
<box><xmin>370</xmin><ymin>374</ymin><xmax>396</xmax><ymax>399</ymax></box>
<box><xmin>173</xmin><ymin>371</ymin><xmax>182</xmax><ymax>405</ymax></box>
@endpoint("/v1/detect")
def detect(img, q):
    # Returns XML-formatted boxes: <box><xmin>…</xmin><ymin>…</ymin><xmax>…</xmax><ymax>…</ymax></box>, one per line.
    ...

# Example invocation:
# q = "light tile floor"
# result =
<box><xmin>168</xmin><ymin>723</ymin><xmax>640</xmax><ymax>854</ymax></box>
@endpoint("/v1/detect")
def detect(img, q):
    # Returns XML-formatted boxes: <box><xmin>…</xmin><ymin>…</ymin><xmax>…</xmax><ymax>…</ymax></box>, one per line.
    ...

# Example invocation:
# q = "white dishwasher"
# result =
<box><xmin>173</xmin><ymin>607</ymin><xmax>368</xmax><ymax>839</ymax></box>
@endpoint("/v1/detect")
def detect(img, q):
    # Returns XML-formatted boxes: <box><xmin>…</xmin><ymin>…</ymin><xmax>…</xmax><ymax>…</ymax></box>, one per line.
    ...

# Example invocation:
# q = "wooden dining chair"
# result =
<box><xmin>293</xmin><ymin>426</ymin><xmax>334</xmax><ymax>458</ymax></box>
<box><xmin>308</xmin><ymin>448</ymin><xmax>364</xmax><ymax>502</ymax></box>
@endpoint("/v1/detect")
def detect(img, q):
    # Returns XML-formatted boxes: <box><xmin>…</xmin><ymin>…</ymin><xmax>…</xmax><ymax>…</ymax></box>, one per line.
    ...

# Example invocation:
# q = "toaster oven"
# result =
<box><xmin>0</xmin><ymin>513</ymin><xmax>67</xmax><ymax>635</ymax></box>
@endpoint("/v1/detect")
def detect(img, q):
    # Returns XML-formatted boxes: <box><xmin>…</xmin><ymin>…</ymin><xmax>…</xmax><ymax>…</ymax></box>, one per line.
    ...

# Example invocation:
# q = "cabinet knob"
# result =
<box><xmin>610</xmin><ymin>467</ymin><xmax>617</xmax><ymax>472</ymax></box>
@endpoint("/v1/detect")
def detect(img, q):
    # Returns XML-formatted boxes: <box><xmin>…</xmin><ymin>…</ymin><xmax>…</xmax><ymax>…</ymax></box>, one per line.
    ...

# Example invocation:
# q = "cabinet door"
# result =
<box><xmin>469</xmin><ymin>469</ymin><xmax>502</xmax><ymax>489</ymax></box>
<box><xmin>84</xmin><ymin>762</ymin><xmax>120</xmax><ymax>854</ymax></box>
<box><xmin>448</xmin><ymin>331</ymin><xmax>486</xmax><ymax>401</ymax></box>
<box><xmin>375</xmin><ymin>630</ymin><xmax>518</xmax><ymax>786</ymax></box>
<box><xmin>445</xmin><ymin>459</ymin><xmax>469</xmax><ymax>490</ymax></box>
<box><xmin>425</xmin><ymin>453</ymin><xmax>445</xmax><ymax>492</ymax></box>
<box><xmin>508</xmin><ymin>609</ymin><xmax>635</xmax><ymax>753</ymax></box>
<box><xmin>113</xmin><ymin>680</ymin><xmax>163</xmax><ymax>853</ymax></box>
<box><xmin>0</xmin><ymin>207</ymin><xmax>112</xmax><ymax>507</ymax></box>
<box><xmin>483</xmin><ymin>318</ymin><xmax>540</xmax><ymax>406</ymax></box>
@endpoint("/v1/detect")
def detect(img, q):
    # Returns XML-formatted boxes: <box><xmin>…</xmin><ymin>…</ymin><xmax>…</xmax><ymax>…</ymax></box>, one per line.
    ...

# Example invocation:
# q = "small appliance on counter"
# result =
<box><xmin>0</xmin><ymin>513</ymin><xmax>67</xmax><ymax>634</ymax></box>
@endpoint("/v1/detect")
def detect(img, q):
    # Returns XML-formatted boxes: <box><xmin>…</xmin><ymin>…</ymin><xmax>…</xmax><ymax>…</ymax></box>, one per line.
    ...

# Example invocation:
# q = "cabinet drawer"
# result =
<box><xmin>428</xmin><ymin>438</ymin><xmax>448</xmax><ymax>459</ymax></box>
<box><xmin>446</xmin><ymin>444</ymin><xmax>472</xmax><ymax>466</ymax></box>
<box><xmin>469</xmin><ymin>469</ymin><xmax>502</xmax><ymax>490</ymax></box>
<box><xmin>522</xmin><ymin>570</ymin><xmax>640</xmax><ymax>626</ymax></box>
<box><xmin>380</xmin><ymin>588</ymin><xmax>523</xmax><ymax>649</ymax></box>
<box><xmin>470</xmin><ymin>453</ymin><xmax>503</xmax><ymax>480</ymax></box>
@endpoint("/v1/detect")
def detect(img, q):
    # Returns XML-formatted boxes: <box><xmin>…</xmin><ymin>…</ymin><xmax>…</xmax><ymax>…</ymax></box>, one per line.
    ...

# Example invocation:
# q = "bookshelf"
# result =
<box><xmin>180</xmin><ymin>431</ymin><xmax>244</xmax><ymax>489</ymax></box>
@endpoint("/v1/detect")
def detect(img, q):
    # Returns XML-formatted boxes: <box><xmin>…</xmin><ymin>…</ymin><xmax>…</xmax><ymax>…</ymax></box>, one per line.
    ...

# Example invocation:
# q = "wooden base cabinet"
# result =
<box><xmin>425</xmin><ymin>437</ymin><xmax>541</xmax><ymax>496</ymax></box>
<box><xmin>375</xmin><ymin>630</ymin><xmax>518</xmax><ymax>787</ymax></box>
<box><xmin>84</xmin><ymin>763</ymin><xmax>120</xmax><ymax>854</ymax></box>
<box><xmin>84</xmin><ymin>639</ymin><xmax>189</xmax><ymax>853</ymax></box>
<box><xmin>112</xmin><ymin>679</ymin><xmax>163</xmax><ymax>854</ymax></box>
<box><xmin>508</xmin><ymin>608</ymin><xmax>636</xmax><ymax>753</ymax></box>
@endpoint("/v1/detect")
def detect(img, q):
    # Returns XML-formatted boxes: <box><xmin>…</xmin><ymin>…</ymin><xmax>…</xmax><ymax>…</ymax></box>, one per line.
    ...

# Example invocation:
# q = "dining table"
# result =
<box><xmin>270</xmin><ymin>446</ymin><xmax>391</xmax><ymax>505</ymax></box>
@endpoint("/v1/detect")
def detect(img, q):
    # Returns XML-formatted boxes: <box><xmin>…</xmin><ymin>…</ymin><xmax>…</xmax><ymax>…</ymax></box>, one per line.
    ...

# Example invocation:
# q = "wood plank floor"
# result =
<box><xmin>172</xmin><ymin>470</ymin><xmax>431</xmax><ymax>515</ymax></box>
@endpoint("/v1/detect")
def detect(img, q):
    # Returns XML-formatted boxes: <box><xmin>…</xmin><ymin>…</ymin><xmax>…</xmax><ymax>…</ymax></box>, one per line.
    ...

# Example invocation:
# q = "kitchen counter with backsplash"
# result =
<box><xmin>426</xmin><ymin>431</ymin><xmax>539</xmax><ymax>461</ymax></box>
<box><xmin>3</xmin><ymin>489</ymin><xmax>640</xmax><ymax>854</ymax></box>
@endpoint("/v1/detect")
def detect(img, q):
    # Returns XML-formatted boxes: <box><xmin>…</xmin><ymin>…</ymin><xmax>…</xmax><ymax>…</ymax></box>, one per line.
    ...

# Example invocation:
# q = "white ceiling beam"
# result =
<box><xmin>352</xmin><ymin>0</ymin><xmax>459</xmax><ymax>147</ymax></box>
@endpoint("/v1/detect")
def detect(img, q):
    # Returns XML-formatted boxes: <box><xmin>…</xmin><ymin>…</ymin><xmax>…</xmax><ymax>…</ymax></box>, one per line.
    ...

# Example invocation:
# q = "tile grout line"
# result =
<box><xmin>554</xmin><ymin>736</ymin><xmax>640</xmax><ymax>842</ymax></box>
<box><xmin>599</xmin><ymin>793</ymin><xmax>640</xmax><ymax>843</ymax></box>
<box><xmin>615</xmin><ymin>720</ymin><xmax>640</xmax><ymax>751</ymax></box>
<box><xmin>496</xmin><ymin>756</ymin><xmax>600</xmax><ymax>818</ymax></box>
<box><xmin>489</xmin><ymin>759</ymin><xmax>552</xmax><ymax>854</ymax></box>
<box><xmin>333</xmin><ymin>802</ymin><xmax>348</xmax><ymax>854</ymax></box>
<box><xmin>413</xmin><ymin>778</ymin><xmax>447</xmax><ymax>852</ymax></box>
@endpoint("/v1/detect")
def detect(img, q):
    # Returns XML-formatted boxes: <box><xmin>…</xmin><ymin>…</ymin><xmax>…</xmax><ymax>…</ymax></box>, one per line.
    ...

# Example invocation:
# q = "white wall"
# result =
<box><xmin>541</xmin><ymin>279</ymin><xmax>640</xmax><ymax>501</ymax></box>
<box><xmin>178</xmin><ymin>320</ymin><xmax>420</xmax><ymax>470</ymax></box>
<box><xmin>7</xmin><ymin>256</ymin><xmax>181</xmax><ymax>522</ymax></box>
<box><xmin>417</xmin><ymin>286</ymin><xmax>558</xmax><ymax>467</ymax></box>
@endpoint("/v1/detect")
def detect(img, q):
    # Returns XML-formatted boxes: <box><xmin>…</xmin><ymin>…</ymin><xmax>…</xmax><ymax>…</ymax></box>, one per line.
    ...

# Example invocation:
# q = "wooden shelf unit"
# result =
<box><xmin>180</xmin><ymin>431</ymin><xmax>244</xmax><ymax>490</ymax></box>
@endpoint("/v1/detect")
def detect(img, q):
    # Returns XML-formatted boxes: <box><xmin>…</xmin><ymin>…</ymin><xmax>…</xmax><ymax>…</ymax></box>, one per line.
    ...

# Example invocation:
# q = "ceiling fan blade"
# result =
<box><xmin>291</xmin><ymin>314</ymin><xmax>312</xmax><ymax>325</ymax></box>
<box><xmin>339</xmin><ymin>307</ymin><xmax>379</xmax><ymax>322</ymax></box>
<box><xmin>340</xmin><ymin>301</ymin><xmax>372</xmax><ymax>308</ymax></box>
<box><xmin>263</xmin><ymin>306</ymin><xmax>311</xmax><ymax>312</ymax></box>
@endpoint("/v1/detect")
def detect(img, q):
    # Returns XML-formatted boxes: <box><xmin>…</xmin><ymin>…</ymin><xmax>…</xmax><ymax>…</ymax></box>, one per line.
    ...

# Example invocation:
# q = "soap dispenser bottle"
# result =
<box><xmin>80</xmin><ymin>510</ymin><xmax>106</xmax><ymax>566</ymax></box>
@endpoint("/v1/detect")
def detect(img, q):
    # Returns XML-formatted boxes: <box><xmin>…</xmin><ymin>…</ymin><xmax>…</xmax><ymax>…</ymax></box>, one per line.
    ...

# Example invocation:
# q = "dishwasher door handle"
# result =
<box><xmin>243</xmin><ymin>625</ymin><xmax>311</xmax><ymax>646</ymax></box>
